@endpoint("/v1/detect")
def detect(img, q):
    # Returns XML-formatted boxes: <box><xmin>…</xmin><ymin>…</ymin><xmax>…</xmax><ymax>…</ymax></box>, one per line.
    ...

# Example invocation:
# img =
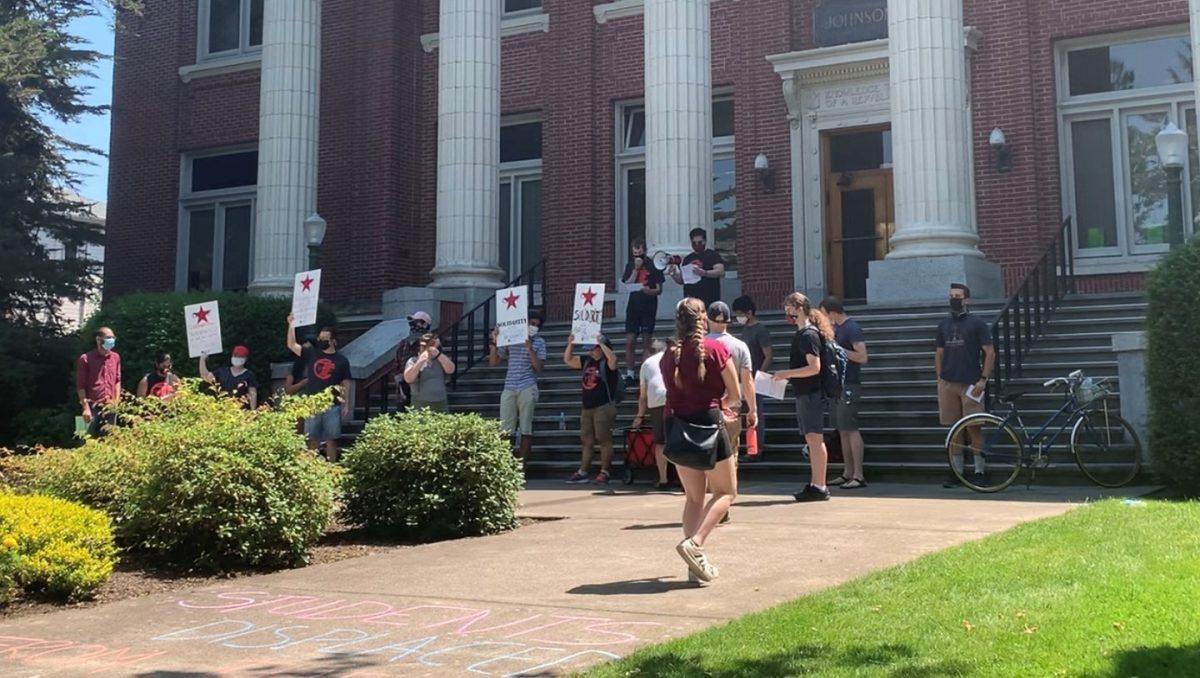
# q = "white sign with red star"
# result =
<box><xmin>495</xmin><ymin>285</ymin><xmax>529</xmax><ymax>348</ymax></box>
<box><xmin>291</xmin><ymin>268</ymin><xmax>322</xmax><ymax>328</ymax></box>
<box><xmin>184</xmin><ymin>300</ymin><xmax>223</xmax><ymax>358</ymax></box>
<box><xmin>571</xmin><ymin>283</ymin><xmax>605</xmax><ymax>346</ymax></box>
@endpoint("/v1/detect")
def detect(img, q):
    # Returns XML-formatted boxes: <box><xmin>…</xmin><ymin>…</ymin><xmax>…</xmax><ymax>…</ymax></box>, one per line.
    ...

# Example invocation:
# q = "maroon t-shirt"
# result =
<box><xmin>661</xmin><ymin>338</ymin><xmax>731</xmax><ymax>416</ymax></box>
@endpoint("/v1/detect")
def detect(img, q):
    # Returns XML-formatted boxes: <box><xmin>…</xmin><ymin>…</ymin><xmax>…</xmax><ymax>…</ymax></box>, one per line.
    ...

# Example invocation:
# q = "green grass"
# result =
<box><xmin>585</xmin><ymin>499</ymin><xmax>1200</xmax><ymax>677</ymax></box>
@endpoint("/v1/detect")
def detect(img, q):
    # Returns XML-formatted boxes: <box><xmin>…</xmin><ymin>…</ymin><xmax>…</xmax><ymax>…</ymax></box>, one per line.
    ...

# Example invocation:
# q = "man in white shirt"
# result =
<box><xmin>705</xmin><ymin>301</ymin><xmax>757</xmax><ymax>453</ymax></box>
<box><xmin>632</xmin><ymin>338</ymin><xmax>673</xmax><ymax>490</ymax></box>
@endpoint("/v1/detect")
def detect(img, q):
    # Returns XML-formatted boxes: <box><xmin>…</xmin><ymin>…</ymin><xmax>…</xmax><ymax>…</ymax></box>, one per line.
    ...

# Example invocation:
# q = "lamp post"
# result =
<box><xmin>1155</xmin><ymin>121</ymin><xmax>1188</xmax><ymax>247</ymax></box>
<box><xmin>303</xmin><ymin>212</ymin><xmax>327</xmax><ymax>270</ymax></box>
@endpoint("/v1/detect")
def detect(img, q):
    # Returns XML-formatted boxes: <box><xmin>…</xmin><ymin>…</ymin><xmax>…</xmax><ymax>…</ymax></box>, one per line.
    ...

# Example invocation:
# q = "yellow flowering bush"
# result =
<box><xmin>0</xmin><ymin>493</ymin><xmax>116</xmax><ymax>601</ymax></box>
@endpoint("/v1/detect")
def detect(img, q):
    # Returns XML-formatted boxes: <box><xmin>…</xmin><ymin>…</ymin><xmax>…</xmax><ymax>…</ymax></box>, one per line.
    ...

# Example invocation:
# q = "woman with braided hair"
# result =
<box><xmin>661</xmin><ymin>297</ymin><xmax>741</xmax><ymax>584</ymax></box>
<box><xmin>773</xmin><ymin>291</ymin><xmax>835</xmax><ymax>502</ymax></box>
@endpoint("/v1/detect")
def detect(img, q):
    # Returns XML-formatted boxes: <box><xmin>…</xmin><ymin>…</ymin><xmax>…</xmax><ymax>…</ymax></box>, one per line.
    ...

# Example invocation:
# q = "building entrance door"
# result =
<box><xmin>823</xmin><ymin>126</ymin><xmax>894</xmax><ymax>301</ymax></box>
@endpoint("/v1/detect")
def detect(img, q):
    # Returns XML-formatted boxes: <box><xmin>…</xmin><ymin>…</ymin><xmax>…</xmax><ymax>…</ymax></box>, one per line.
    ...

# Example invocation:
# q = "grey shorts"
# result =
<box><xmin>831</xmin><ymin>385</ymin><xmax>862</xmax><ymax>431</ymax></box>
<box><xmin>304</xmin><ymin>405</ymin><xmax>342</xmax><ymax>443</ymax></box>
<box><xmin>648</xmin><ymin>406</ymin><xmax>665</xmax><ymax>444</ymax></box>
<box><xmin>500</xmin><ymin>386</ymin><xmax>539</xmax><ymax>436</ymax></box>
<box><xmin>581</xmin><ymin>403</ymin><xmax>617</xmax><ymax>444</ymax></box>
<box><xmin>794</xmin><ymin>391</ymin><xmax>827</xmax><ymax>436</ymax></box>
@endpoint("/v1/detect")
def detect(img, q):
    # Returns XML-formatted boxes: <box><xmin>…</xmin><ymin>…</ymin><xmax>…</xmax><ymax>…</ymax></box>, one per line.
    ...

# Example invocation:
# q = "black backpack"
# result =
<box><xmin>805</xmin><ymin>327</ymin><xmax>848</xmax><ymax>400</ymax></box>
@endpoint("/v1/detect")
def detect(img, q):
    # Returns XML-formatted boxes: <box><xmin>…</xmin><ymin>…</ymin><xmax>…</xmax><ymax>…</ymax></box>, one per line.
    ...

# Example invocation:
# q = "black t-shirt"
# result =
<box><xmin>937</xmin><ymin>312</ymin><xmax>993</xmax><ymax>385</ymax></box>
<box><xmin>143</xmin><ymin>372</ymin><xmax>176</xmax><ymax>399</ymax></box>
<box><xmin>788</xmin><ymin>327</ymin><xmax>823</xmax><ymax>395</ymax></box>
<box><xmin>290</xmin><ymin>354</ymin><xmax>307</xmax><ymax>383</ymax></box>
<box><xmin>682</xmin><ymin>249</ymin><xmax>724</xmax><ymax>306</ymax></box>
<box><xmin>579</xmin><ymin>355</ymin><xmax>617</xmax><ymax>410</ymax></box>
<box><xmin>622</xmin><ymin>259</ymin><xmax>664</xmax><ymax>310</ymax></box>
<box><xmin>302</xmin><ymin>347</ymin><xmax>351</xmax><ymax>401</ymax></box>
<box><xmin>213</xmin><ymin>366</ymin><xmax>258</xmax><ymax>407</ymax></box>
<box><xmin>833</xmin><ymin>318</ymin><xmax>866</xmax><ymax>385</ymax></box>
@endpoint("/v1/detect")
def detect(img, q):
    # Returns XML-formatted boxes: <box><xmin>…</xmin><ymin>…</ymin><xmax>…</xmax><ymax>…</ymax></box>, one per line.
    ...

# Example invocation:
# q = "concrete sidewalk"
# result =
<box><xmin>0</xmin><ymin>482</ymin><xmax>1152</xmax><ymax>677</ymax></box>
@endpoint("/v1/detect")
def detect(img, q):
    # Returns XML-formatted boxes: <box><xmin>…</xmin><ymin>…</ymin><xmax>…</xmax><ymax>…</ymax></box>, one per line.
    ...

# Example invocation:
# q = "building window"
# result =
<box><xmin>178</xmin><ymin>150</ymin><xmax>257</xmax><ymax>292</ymax></box>
<box><xmin>504</xmin><ymin>0</ymin><xmax>543</xmax><ymax>15</ymax></box>
<box><xmin>200</xmin><ymin>0</ymin><xmax>263</xmax><ymax>60</ymax></box>
<box><xmin>500</xmin><ymin>118</ymin><xmax>543</xmax><ymax>280</ymax></box>
<box><xmin>1058</xmin><ymin>28</ymin><xmax>1196</xmax><ymax>269</ymax></box>
<box><xmin>616</xmin><ymin>95</ymin><xmax>738</xmax><ymax>271</ymax></box>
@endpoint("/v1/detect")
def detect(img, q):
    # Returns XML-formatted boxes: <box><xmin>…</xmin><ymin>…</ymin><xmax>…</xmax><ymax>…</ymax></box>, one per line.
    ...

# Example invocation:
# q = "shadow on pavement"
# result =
<box><xmin>621</xmin><ymin>522</ymin><xmax>683</xmax><ymax>530</ymax></box>
<box><xmin>568</xmin><ymin>577</ymin><xmax>697</xmax><ymax>595</ymax></box>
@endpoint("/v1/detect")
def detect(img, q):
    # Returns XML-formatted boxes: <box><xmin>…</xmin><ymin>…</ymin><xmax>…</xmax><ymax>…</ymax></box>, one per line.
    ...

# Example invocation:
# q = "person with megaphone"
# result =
<box><xmin>621</xmin><ymin>238</ymin><xmax>665</xmax><ymax>383</ymax></box>
<box><xmin>665</xmin><ymin>228</ymin><xmax>726</xmax><ymax>308</ymax></box>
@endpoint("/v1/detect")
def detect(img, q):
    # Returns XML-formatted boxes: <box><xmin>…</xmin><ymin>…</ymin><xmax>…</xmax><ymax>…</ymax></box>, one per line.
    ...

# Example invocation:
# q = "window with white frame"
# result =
<box><xmin>199</xmin><ymin>0</ymin><xmax>263</xmax><ymax>60</ymax></box>
<box><xmin>178</xmin><ymin>150</ymin><xmax>257</xmax><ymax>292</ymax></box>
<box><xmin>499</xmin><ymin>118</ymin><xmax>543</xmax><ymax>280</ymax></box>
<box><xmin>616</xmin><ymin>96</ymin><xmax>737</xmax><ymax>274</ymax></box>
<box><xmin>504</xmin><ymin>0</ymin><xmax>543</xmax><ymax>15</ymax></box>
<box><xmin>1057</xmin><ymin>28</ymin><xmax>1196</xmax><ymax>270</ymax></box>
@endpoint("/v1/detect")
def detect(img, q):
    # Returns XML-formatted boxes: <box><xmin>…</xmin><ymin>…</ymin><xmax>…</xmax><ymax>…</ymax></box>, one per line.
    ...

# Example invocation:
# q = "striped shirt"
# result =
<box><xmin>498</xmin><ymin>336</ymin><xmax>547</xmax><ymax>391</ymax></box>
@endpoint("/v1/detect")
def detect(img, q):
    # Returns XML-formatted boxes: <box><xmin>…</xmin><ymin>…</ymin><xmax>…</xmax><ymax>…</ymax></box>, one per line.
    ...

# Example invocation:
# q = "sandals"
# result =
<box><xmin>828</xmin><ymin>476</ymin><xmax>851</xmax><ymax>487</ymax></box>
<box><xmin>841</xmin><ymin>478</ymin><xmax>868</xmax><ymax>490</ymax></box>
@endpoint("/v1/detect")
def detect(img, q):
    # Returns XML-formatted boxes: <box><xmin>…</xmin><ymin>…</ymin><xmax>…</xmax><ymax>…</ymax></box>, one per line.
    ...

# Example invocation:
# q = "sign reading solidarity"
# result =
<box><xmin>495</xmin><ymin>285</ymin><xmax>529</xmax><ymax>348</ymax></box>
<box><xmin>291</xmin><ymin>269</ymin><xmax>322</xmax><ymax>328</ymax></box>
<box><xmin>184</xmin><ymin>300</ymin><xmax>223</xmax><ymax>358</ymax></box>
<box><xmin>571</xmin><ymin>283</ymin><xmax>605</xmax><ymax>346</ymax></box>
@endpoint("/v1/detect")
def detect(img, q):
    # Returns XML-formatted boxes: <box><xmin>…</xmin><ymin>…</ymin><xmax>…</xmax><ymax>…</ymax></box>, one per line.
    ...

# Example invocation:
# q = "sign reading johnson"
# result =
<box><xmin>813</xmin><ymin>0</ymin><xmax>887</xmax><ymax>48</ymax></box>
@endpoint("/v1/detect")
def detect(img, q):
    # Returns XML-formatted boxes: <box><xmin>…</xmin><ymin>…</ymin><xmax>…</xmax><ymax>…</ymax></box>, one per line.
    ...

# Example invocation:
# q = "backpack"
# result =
<box><xmin>805</xmin><ymin>327</ymin><xmax>848</xmax><ymax>400</ymax></box>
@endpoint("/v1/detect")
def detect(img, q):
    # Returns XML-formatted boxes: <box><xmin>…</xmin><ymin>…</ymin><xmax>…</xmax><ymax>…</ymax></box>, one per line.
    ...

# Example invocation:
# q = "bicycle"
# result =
<box><xmin>944</xmin><ymin>370</ymin><xmax>1142</xmax><ymax>492</ymax></box>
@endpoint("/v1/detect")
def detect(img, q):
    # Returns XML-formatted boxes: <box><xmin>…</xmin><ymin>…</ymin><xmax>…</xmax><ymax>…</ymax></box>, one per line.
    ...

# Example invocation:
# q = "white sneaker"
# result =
<box><xmin>676</xmin><ymin>538</ymin><xmax>718</xmax><ymax>582</ymax></box>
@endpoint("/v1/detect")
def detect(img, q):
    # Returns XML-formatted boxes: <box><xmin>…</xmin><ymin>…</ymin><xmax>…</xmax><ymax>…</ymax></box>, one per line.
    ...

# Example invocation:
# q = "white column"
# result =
<box><xmin>1191</xmin><ymin>0</ymin><xmax>1200</xmax><ymax>130</ymax></box>
<box><xmin>644</xmin><ymin>0</ymin><xmax>712</xmax><ymax>258</ymax></box>
<box><xmin>428</xmin><ymin>0</ymin><xmax>504</xmax><ymax>289</ymax></box>
<box><xmin>885</xmin><ymin>0</ymin><xmax>979</xmax><ymax>259</ymax></box>
<box><xmin>249</xmin><ymin>0</ymin><xmax>322</xmax><ymax>296</ymax></box>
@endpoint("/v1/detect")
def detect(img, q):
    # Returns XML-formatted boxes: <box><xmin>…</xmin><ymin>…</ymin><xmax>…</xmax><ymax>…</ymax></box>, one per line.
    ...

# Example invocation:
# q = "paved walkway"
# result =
<box><xmin>0</xmin><ymin>481</ymin><xmax>1151</xmax><ymax>677</ymax></box>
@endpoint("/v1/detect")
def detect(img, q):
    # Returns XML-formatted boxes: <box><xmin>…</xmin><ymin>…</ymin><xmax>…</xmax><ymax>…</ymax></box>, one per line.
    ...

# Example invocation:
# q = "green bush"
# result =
<box><xmin>341</xmin><ymin>410</ymin><xmax>523</xmax><ymax>541</ymax></box>
<box><xmin>80</xmin><ymin>291</ymin><xmax>337</xmax><ymax>394</ymax></box>
<box><xmin>0</xmin><ymin>493</ymin><xmax>117</xmax><ymax>600</ymax></box>
<box><xmin>1146</xmin><ymin>237</ymin><xmax>1200</xmax><ymax>496</ymax></box>
<box><xmin>19</xmin><ymin>382</ymin><xmax>338</xmax><ymax>572</ymax></box>
<box><xmin>0</xmin><ymin>324</ymin><xmax>78</xmax><ymax>447</ymax></box>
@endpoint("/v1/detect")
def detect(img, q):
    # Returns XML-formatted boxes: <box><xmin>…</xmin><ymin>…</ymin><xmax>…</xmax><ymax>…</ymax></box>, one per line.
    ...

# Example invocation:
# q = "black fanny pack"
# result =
<box><xmin>664</xmin><ymin>417</ymin><xmax>724</xmax><ymax>470</ymax></box>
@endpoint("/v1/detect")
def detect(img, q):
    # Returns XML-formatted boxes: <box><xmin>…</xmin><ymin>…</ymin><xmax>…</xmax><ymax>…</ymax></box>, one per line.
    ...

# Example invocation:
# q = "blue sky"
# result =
<box><xmin>47</xmin><ymin>9</ymin><xmax>116</xmax><ymax>204</ymax></box>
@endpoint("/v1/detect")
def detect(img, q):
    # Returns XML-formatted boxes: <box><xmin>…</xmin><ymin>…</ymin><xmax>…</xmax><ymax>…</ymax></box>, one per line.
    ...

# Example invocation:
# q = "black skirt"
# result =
<box><xmin>670</xmin><ymin>408</ymin><xmax>733</xmax><ymax>464</ymax></box>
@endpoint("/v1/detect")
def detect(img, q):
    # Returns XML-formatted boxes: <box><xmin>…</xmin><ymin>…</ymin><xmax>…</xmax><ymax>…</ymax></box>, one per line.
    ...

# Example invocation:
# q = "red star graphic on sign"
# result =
<box><xmin>503</xmin><ymin>291</ymin><xmax>520</xmax><ymax>309</ymax></box>
<box><xmin>193</xmin><ymin>306</ymin><xmax>211</xmax><ymax>324</ymax></box>
<box><xmin>300</xmin><ymin>275</ymin><xmax>314</xmax><ymax>292</ymax></box>
<box><xmin>581</xmin><ymin>287</ymin><xmax>598</xmax><ymax>306</ymax></box>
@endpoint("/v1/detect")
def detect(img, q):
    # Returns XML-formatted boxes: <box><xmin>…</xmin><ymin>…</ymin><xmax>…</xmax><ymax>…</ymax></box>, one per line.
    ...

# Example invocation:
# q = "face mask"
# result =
<box><xmin>316</xmin><ymin>339</ymin><xmax>332</xmax><ymax>351</ymax></box>
<box><xmin>949</xmin><ymin>298</ymin><xmax>965</xmax><ymax>314</ymax></box>
<box><xmin>158</xmin><ymin>364</ymin><xmax>171</xmax><ymax>374</ymax></box>
<box><xmin>231</xmin><ymin>357</ymin><xmax>247</xmax><ymax>367</ymax></box>
<box><xmin>101</xmin><ymin>337</ymin><xmax>116</xmax><ymax>350</ymax></box>
<box><xmin>785</xmin><ymin>314</ymin><xmax>799</xmax><ymax>326</ymax></box>
<box><xmin>528</xmin><ymin>325</ymin><xmax>540</xmax><ymax>338</ymax></box>
<box><xmin>735</xmin><ymin>315</ymin><xmax>748</xmax><ymax>325</ymax></box>
<box><xmin>691</xmin><ymin>241</ymin><xmax>705</xmax><ymax>253</ymax></box>
<box><xmin>409</xmin><ymin>321</ymin><xmax>427</xmax><ymax>333</ymax></box>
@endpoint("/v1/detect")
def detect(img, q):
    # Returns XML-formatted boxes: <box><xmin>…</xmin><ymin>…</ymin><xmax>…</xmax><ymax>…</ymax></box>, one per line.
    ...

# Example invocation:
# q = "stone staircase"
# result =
<box><xmin>347</xmin><ymin>293</ymin><xmax>1146</xmax><ymax>481</ymax></box>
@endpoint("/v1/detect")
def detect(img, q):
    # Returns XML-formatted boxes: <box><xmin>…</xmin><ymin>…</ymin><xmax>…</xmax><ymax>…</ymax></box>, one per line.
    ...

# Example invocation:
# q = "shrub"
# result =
<box><xmin>341</xmin><ymin>409</ymin><xmax>523</xmax><ymax>541</ymax></box>
<box><xmin>1146</xmin><ymin>237</ymin><xmax>1200</xmax><ymax>496</ymax></box>
<box><xmin>22</xmin><ymin>441</ymin><xmax>144</xmax><ymax>514</ymax></box>
<box><xmin>0</xmin><ymin>324</ymin><xmax>78</xmax><ymax>448</ymax></box>
<box><xmin>80</xmin><ymin>291</ymin><xmax>337</xmax><ymax>394</ymax></box>
<box><xmin>0</xmin><ymin>493</ymin><xmax>117</xmax><ymax>600</ymax></box>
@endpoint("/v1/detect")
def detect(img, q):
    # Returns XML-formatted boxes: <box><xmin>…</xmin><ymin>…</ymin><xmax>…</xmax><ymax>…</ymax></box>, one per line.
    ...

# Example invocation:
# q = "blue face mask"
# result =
<box><xmin>101</xmin><ymin>337</ymin><xmax>116</xmax><ymax>350</ymax></box>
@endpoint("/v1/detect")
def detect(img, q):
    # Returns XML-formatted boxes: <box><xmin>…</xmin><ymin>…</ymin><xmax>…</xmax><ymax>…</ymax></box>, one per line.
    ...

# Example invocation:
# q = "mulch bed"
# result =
<box><xmin>1</xmin><ymin>518</ymin><xmax>545</xmax><ymax>621</ymax></box>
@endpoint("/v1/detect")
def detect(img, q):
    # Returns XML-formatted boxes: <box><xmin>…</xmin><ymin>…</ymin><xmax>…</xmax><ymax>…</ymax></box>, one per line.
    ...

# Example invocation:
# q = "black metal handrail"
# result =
<box><xmin>447</xmin><ymin>258</ymin><xmax>547</xmax><ymax>389</ymax></box>
<box><xmin>354</xmin><ymin>259</ymin><xmax>550</xmax><ymax>420</ymax></box>
<box><xmin>989</xmin><ymin>217</ymin><xmax>1076</xmax><ymax>407</ymax></box>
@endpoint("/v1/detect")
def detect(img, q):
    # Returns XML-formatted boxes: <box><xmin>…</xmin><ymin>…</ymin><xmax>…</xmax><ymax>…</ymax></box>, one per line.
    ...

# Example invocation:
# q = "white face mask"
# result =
<box><xmin>528</xmin><ymin>325</ymin><xmax>540</xmax><ymax>338</ymax></box>
<box><xmin>231</xmin><ymin>357</ymin><xmax>246</xmax><ymax>367</ymax></box>
<box><xmin>735</xmin><ymin>315</ymin><xmax>748</xmax><ymax>325</ymax></box>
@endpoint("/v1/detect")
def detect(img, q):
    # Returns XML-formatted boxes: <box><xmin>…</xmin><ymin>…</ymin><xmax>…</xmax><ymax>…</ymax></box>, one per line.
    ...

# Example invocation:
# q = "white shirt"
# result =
<box><xmin>707</xmin><ymin>331</ymin><xmax>752</xmax><ymax>399</ymax></box>
<box><xmin>640</xmin><ymin>351</ymin><xmax>668</xmax><ymax>409</ymax></box>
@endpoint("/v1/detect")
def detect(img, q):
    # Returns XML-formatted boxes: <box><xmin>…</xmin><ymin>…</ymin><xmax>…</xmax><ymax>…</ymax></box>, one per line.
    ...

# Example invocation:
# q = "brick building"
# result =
<box><xmin>105</xmin><ymin>0</ymin><xmax>1196</xmax><ymax>321</ymax></box>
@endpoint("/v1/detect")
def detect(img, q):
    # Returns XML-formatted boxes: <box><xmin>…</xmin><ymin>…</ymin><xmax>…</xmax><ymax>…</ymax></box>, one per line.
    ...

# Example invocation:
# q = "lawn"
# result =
<box><xmin>585</xmin><ymin>499</ymin><xmax>1200</xmax><ymax>677</ymax></box>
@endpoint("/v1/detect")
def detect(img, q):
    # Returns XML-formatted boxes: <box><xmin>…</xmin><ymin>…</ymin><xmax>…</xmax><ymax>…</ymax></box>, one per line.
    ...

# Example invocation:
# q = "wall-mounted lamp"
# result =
<box><xmin>989</xmin><ymin>127</ymin><xmax>1012</xmax><ymax>173</ymax></box>
<box><xmin>753</xmin><ymin>153</ymin><xmax>775</xmax><ymax>192</ymax></box>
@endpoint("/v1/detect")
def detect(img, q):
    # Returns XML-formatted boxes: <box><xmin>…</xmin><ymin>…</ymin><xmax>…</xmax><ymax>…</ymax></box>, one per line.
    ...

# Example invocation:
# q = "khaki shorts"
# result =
<box><xmin>938</xmin><ymin>379</ymin><xmax>984</xmax><ymax>426</ymax></box>
<box><xmin>724</xmin><ymin>410</ymin><xmax>742</xmax><ymax>454</ymax></box>
<box><xmin>581</xmin><ymin>403</ymin><xmax>617</xmax><ymax>444</ymax></box>
<box><xmin>500</xmin><ymin>386</ymin><xmax>539</xmax><ymax>436</ymax></box>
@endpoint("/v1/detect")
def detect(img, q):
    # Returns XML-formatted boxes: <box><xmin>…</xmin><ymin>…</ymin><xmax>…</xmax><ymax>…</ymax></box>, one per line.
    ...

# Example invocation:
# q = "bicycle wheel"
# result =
<box><xmin>1071</xmin><ymin>407</ymin><xmax>1141</xmax><ymax>488</ymax></box>
<box><xmin>945</xmin><ymin>413</ymin><xmax>1024</xmax><ymax>493</ymax></box>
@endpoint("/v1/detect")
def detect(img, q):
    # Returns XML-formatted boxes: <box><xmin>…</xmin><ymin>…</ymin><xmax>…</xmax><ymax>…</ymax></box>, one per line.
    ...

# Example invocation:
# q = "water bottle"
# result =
<box><xmin>558</xmin><ymin>411</ymin><xmax>566</xmax><ymax>431</ymax></box>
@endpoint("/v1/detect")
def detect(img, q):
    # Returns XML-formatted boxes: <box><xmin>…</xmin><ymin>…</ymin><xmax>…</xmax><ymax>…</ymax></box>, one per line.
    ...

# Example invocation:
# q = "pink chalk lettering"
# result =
<box><xmin>294</xmin><ymin>601</ymin><xmax>394</xmax><ymax>621</ymax></box>
<box><xmin>365</xmin><ymin>603</ymin><xmax>487</xmax><ymax>628</ymax></box>
<box><xmin>0</xmin><ymin>637</ymin><xmax>67</xmax><ymax>659</ymax></box>
<box><xmin>177</xmin><ymin>591</ymin><xmax>270</xmax><ymax>611</ymax></box>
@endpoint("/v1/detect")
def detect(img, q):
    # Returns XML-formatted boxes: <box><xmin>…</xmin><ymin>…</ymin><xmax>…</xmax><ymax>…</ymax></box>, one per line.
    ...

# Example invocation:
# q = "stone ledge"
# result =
<box><xmin>178</xmin><ymin>53</ymin><xmax>262</xmax><ymax>82</ymax></box>
<box><xmin>421</xmin><ymin>12</ymin><xmax>550</xmax><ymax>52</ymax></box>
<box><xmin>594</xmin><ymin>0</ymin><xmax>739</xmax><ymax>25</ymax></box>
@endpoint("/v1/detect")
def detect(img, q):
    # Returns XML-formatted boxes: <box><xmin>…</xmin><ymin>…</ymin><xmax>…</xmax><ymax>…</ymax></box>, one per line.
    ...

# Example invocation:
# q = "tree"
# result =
<box><xmin>0</xmin><ymin>0</ymin><xmax>139</xmax><ymax>329</ymax></box>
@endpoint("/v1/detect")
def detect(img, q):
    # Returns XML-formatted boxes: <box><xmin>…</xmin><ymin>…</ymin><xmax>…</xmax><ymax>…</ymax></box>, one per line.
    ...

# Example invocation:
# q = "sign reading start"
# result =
<box><xmin>813</xmin><ymin>0</ymin><xmax>888</xmax><ymax>48</ymax></box>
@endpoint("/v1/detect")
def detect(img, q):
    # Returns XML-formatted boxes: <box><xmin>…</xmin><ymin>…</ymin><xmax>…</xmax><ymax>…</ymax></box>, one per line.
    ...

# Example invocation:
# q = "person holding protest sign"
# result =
<box><xmin>200</xmin><ymin>345</ymin><xmax>259</xmax><ymax>410</ymax></box>
<box><xmin>489</xmin><ymin>310</ymin><xmax>546</xmax><ymax>465</ymax></box>
<box><xmin>286</xmin><ymin>315</ymin><xmax>351</xmax><ymax>462</ymax></box>
<box><xmin>563</xmin><ymin>333</ymin><xmax>620</xmax><ymax>484</ymax></box>
<box><xmin>667</xmin><ymin>228</ymin><xmax>725</xmax><ymax>308</ymax></box>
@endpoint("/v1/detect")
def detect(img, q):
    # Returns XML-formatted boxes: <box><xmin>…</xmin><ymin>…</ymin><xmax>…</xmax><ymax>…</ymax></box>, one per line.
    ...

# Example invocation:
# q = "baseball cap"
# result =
<box><xmin>407</xmin><ymin>311</ymin><xmax>432</xmax><ymax>325</ymax></box>
<box><xmin>232</xmin><ymin>345</ymin><xmax>250</xmax><ymax>358</ymax></box>
<box><xmin>707</xmin><ymin>301</ymin><xmax>732</xmax><ymax>322</ymax></box>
